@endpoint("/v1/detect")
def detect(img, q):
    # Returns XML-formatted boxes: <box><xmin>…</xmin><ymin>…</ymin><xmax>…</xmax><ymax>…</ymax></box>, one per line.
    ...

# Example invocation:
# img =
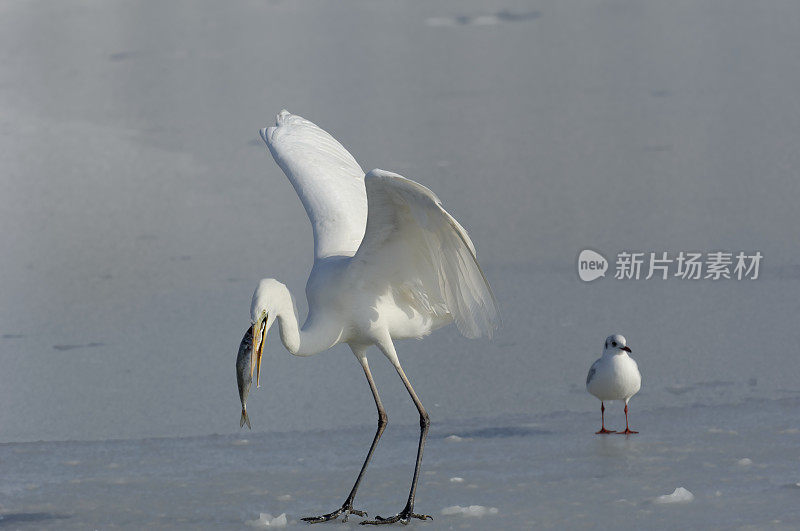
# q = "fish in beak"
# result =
<box><xmin>236</xmin><ymin>326</ymin><xmax>254</xmax><ymax>429</ymax></box>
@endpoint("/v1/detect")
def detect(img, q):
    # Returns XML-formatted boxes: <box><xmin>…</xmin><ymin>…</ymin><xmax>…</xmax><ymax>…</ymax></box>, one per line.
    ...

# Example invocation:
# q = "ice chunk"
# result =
<box><xmin>654</xmin><ymin>487</ymin><xmax>694</xmax><ymax>504</ymax></box>
<box><xmin>245</xmin><ymin>513</ymin><xmax>288</xmax><ymax>528</ymax></box>
<box><xmin>441</xmin><ymin>505</ymin><xmax>499</xmax><ymax>517</ymax></box>
<box><xmin>737</xmin><ymin>458</ymin><xmax>752</xmax><ymax>466</ymax></box>
<box><xmin>277</xmin><ymin>494</ymin><xmax>292</xmax><ymax>501</ymax></box>
<box><xmin>450</xmin><ymin>477</ymin><xmax>465</xmax><ymax>483</ymax></box>
<box><xmin>445</xmin><ymin>435</ymin><xmax>463</xmax><ymax>442</ymax></box>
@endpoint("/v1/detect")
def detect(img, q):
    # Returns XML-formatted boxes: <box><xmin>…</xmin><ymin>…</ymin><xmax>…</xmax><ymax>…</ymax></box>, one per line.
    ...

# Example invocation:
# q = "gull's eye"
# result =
<box><xmin>612</xmin><ymin>341</ymin><xmax>617</xmax><ymax>347</ymax></box>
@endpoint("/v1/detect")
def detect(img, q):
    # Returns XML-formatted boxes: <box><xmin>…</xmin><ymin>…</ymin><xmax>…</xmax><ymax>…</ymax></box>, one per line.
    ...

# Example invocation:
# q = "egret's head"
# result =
<box><xmin>250</xmin><ymin>279</ymin><xmax>280</xmax><ymax>387</ymax></box>
<box><xmin>604</xmin><ymin>334</ymin><xmax>631</xmax><ymax>354</ymax></box>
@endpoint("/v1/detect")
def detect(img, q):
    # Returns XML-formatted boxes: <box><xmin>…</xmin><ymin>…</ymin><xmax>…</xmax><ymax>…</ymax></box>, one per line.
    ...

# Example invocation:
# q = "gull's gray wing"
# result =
<box><xmin>586</xmin><ymin>358</ymin><xmax>601</xmax><ymax>386</ymax></box>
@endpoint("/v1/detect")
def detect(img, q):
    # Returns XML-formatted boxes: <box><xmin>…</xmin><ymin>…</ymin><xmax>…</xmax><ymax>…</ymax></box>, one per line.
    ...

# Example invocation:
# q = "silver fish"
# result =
<box><xmin>236</xmin><ymin>326</ymin><xmax>254</xmax><ymax>429</ymax></box>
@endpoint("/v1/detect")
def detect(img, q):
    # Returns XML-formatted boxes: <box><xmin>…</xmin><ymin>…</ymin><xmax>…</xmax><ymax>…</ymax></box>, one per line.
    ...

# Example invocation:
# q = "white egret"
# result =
<box><xmin>248</xmin><ymin>110</ymin><xmax>499</xmax><ymax>525</ymax></box>
<box><xmin>586</xmin><ymin>334</ymin><xmax>641</xmax><ymax>434</ymax></box>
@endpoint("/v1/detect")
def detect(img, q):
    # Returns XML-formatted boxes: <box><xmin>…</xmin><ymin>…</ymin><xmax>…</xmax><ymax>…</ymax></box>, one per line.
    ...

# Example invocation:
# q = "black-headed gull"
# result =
<box><xmin>586</xmin><ymin>334</ymin><xmax>641</xmax><ymax>434</ymax></box>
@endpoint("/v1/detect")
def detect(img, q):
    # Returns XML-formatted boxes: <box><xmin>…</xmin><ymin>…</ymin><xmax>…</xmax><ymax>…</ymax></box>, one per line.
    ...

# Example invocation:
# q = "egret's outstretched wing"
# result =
<box><xmin>353</xmin><ymin>169</ymin><xmax>499</xmax><ymax>339</ymax></box>
<box><xmin>260</xmin><ymin>110</ymin><xmax>367</xmax><ymax>259</ymax></box>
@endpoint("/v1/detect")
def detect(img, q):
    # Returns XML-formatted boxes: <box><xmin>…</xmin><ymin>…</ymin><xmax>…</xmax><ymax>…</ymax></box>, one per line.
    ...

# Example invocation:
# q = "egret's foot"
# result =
<box><xmin>617</xmin><ymin>428</ymin><xmax>638</xmax><ymax>435</ymax></box>
<box><xmin>595</xmin><ymin>428</ymin><xmax>616</xmax><ymax>434</ymax></box>
<box><xmin>360</xmin><ymin>509</ymin><xmax>432</xmax><ymax>525</ymax></box>
<box><xmin>302</xmin><ymin>505</ymin><xmax>367</xmax><ymax>524</ymax></box>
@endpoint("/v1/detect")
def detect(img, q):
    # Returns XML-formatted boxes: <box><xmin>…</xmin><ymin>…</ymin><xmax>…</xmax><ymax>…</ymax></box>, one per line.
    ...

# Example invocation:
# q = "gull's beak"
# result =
<box><xmin>622</xmin><ymin>345</ymin><xmax>632</xmax><ymax>353</ymax></box>
<box><xmin>252</xmin><ymin>313</ymin><xmax>268</xmax><ymax>388</ymax></box>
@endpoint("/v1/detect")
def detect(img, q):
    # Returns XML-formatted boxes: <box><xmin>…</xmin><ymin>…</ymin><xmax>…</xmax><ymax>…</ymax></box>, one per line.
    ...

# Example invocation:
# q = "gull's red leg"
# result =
<box><xmin>617</xmin><ymin>403</ymin><xmax>638</xmax><ymax>434</ymax></box>
<box><xmin>595</xmin><ymin>402</ymin><xmax>615</xmax><ymax>434</ymax></box>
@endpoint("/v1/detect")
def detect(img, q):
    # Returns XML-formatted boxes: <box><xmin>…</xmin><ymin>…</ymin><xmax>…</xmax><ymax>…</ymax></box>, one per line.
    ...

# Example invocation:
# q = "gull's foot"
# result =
<box><xmin>360</xmin><ymin>509</ymin><xmax>432</xmax><ymax>526</ymax></box>
<box><xmin>617</xmin><ymin>428</ymin><xmax>638</xmax><ymax>435</ymax></box>
<box><xmin>595</xmin><ymin>428</ymin><xmax>616</xmax><ymax>434</ymax></box>
<box><xmin>302</xmin><ymin>505</ymin><xmax>367</xmax><ymax>524</ymax></box>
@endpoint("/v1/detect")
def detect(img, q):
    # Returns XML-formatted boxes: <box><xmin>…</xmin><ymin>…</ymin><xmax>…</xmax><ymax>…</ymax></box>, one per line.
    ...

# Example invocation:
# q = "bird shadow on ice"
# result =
<box><xmin>0</xmin><ymin>513</ymin><xmax>70</xmax><ymax>527</ymax></box>
<box><xmin>437</xmin><ymin>425</ymin><xmax>551</xmax><ymax>439</ymax></box>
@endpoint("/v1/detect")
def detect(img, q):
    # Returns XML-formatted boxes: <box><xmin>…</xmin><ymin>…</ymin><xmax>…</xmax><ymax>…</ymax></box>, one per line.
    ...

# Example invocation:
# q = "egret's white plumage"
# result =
<box><xmin>586</xmin><ymin>334</ymin><xmax>641</xmax><ymax>434</ymax></box>
<box><xmin>261</xmin><ymin>111</ymin><xmax>366</xmax><ymax>259</ymax></box>
<box><xmin>247</xmin><ymin>110</ymin><xmax>499</xmax><ymax>524</ymax></box>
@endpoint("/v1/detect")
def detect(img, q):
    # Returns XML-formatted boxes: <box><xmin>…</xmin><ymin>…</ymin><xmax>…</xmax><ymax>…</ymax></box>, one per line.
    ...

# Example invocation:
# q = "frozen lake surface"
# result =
<box><xmin>3</xmin><ymin>398</ymin><xmax>800</xmax><ymax>529</ymax></box>
<box><xmin>2</xmin><ymin>0</ymin><xmax>800</xmax><ymax>528</ymax></box>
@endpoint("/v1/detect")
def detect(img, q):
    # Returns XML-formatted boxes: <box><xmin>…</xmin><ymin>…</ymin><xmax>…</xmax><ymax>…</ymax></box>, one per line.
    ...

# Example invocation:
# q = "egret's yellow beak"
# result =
<box><xmin>252</xmin><ymin>313</ymin><xmax>268</xmax><ymax>388</ymax></box>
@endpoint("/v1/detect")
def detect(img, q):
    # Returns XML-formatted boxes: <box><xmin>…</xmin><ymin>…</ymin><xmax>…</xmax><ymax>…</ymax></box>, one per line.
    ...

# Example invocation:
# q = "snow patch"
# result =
<box><xmin>245</xmin><ymin>513</ymin><xmax>288</xmax><ymax>528</ymax></box>
<box><xmin>277</xmin><ymin>494</ymin><xmax>292</xmax><ymax>501</ymax></box>
<box><xmin>441</xmin><ymin>505</ymin><xmax>499</xmax><ymax>517</ymax></box>
<box><xmin>737</xmin><ymin>458</ymin><xmax>753</xmax><ymax>466</ymax></box>
<box><xmin>450</xmin><ymin>477</ymin><xmax>465</xmax><ymax>483</ymax></box>
<box><xmin>654</xmin><ymin>487</ymin><xmax>694</xmax><ymax>504</ymax></box>
<box><xmin>445</xmin><ymin>435</ymin><xmax>463</xmax><ymax>442</ymax></box>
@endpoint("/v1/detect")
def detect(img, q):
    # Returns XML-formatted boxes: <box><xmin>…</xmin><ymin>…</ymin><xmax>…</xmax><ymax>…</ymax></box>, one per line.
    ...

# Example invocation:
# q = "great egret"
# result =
<box><xmin>586</xmin><ymin>334</ymin><xmax>641</xmax><ymax>435</ymax></box>
<box><xmin>248</xmin><ymin>110</ymin><xmax>499</xmax><ymax>525</ymax></box>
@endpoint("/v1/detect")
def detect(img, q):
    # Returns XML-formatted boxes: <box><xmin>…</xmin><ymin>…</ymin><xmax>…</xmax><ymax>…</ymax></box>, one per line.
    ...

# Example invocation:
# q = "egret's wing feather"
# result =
<box><xmin>353</xmin><ymin>169</ymin><xmax>499</xmax><ymax>339</ymax></box>
<box><xmin>260</xmin><ymin>110</ymin><xmax>367</xmax><ymax>259</ymax></box>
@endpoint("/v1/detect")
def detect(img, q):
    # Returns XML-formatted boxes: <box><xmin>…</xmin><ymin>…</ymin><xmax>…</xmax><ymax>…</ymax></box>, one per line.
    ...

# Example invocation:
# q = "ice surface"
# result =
<box><xmin>2</xmin><ymin>398</ymin><xmax>800</xmax><ymax>529</ymax></box>
<box><xmin>654</xmin><ymin>487</ymin><xmax>695</xmax><ymax>505</ymax></box>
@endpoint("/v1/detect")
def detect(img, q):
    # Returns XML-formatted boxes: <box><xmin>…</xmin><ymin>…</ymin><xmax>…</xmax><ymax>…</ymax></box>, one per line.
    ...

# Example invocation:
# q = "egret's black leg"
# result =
<box><xmin>362</xmin><ymin>363</ymin><xmax>432</xmax><ymax>525</ymax></box>
<box><xmin>302</xmin><ymin>356</ymin><xmax>383</xmax><ymax>524</ymax></box>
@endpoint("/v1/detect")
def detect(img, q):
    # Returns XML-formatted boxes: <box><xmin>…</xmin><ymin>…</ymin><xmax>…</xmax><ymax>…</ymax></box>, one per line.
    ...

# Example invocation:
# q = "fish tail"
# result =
<box><xmin>240</xmin><ymin>407</ymin><xmax>251</xmax><ymax>429</ymax></box>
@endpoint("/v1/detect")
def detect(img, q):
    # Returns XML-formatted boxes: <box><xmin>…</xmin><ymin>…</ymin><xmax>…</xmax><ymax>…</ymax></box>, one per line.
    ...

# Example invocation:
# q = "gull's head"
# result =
<box><xmin>604</xmin><ymin>334</ymin><xmax>631</xmax><ymax>354</ymax></box>
<box><xmin>249</xmin><ymin>279</ymin><xmax>281</xmax><ymax>387</ymax></box>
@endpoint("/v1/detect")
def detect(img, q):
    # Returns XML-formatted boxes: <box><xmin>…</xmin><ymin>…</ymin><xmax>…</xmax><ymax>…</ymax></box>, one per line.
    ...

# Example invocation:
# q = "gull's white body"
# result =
<box><xmin>248</xmin><ymin>110</ymin><xmax>499</xmax><ymax>524</ymax></box>
<box><xmin>586</xmin><ymin>351</ymin><xmax>641</xmax><ymax>403</ymax></box>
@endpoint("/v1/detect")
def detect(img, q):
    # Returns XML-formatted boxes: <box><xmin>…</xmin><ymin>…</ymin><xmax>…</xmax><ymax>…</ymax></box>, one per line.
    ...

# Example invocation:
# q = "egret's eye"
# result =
<box><xmin>612</xmin><ymin>341</ymin><xmax>617</xmax><ymax>347</ymax></box>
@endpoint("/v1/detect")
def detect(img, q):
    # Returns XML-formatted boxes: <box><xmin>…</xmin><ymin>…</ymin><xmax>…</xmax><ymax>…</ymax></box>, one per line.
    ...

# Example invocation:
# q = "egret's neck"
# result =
<box><xmin>257</xmin><ymin>280</ymin><xmax>342</xmax><ymax>357</ymax></box>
